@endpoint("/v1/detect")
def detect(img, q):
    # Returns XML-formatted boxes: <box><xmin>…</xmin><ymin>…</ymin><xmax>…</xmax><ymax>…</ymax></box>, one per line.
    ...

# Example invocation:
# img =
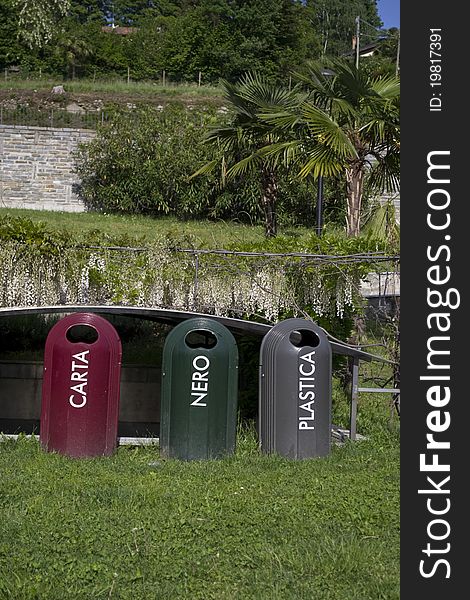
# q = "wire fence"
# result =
<box><xmin>79</xmin><ymin>244</ymin><xmax>400</xmax><ymax>314</ymax></box>
<box><xmin>0</xmin><ymin>105</ymin><xmax>111</xmax><ymax>129</ymax></box>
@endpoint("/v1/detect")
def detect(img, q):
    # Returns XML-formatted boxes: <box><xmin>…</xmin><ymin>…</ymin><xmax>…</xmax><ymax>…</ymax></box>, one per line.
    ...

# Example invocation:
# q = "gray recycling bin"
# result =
<box><xmin>160</xmin><ymin>318</ymin><xmax>238</xmax><ymax>460</ymax></box>
<box><xmin>259</xmin><ymin>318</ymin><xmax>332</xmax><ymax>459</ymax></box>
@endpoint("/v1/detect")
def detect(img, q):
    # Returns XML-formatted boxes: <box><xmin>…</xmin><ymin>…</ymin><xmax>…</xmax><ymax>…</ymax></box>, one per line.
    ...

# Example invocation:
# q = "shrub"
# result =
<box><xmin>74</xmin><ymin>104</ymin><xmax>219</xmax><ymax>217</ymax></box>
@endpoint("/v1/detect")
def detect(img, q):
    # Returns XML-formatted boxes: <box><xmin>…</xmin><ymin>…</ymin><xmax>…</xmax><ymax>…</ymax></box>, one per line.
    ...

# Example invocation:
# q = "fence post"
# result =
<box><xmin>162</xmin><ymin>70</ymin><xmax>166</xmax><ymax>86</ymax></box>
<box><xmin>198</xmin><ymin>71</ymin><xmax>202</xmax><ymax>87</ymax></box>
<box><xmin>193</xmin><ymin>253</ymin><xmax>199</xmax><ymax>309</ymax></box>
<box><xmin>350</xmin><ymin>357</ymin><xmax>360</xmax><ymax>441</ymax></box>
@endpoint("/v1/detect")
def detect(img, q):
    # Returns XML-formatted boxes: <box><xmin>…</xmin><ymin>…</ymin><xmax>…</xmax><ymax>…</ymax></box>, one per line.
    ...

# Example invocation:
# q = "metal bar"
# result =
<box><xmin>79</xmin><ymin>245</ymin><xmax>398</xmax><ymax>262</ymax></box>
<box><xmin>175</xmin><ymin>249</ymin><xmax>397</xmax><ymax>260</ymax></box>
<box><xmin>329</xmin><ymin>341</ymin><xmax>395</xmax><ymax>364</ymax></box>
<box><xmin>193</xmin><ymin>254</ymin><xmax>199</xmax><ymax>307</ymax></box>
<box><xmin>358</xmin><ymin>387</ymin><xmax>400</xmax><ymax>393</ymax></box>
<box><xmin>355</xmin><ymin>16</ymin><xmax>360</xmax><ymax>68</ymax></box>
<box><xmin>350</xmin><ymin>357</ymin><xmax>360</xmax><ymax>441</ymax></box>
<box><xmin>0</xmin><ymin>306</ymin><xmax>396</xmax><ymax>363</ymax></box>
<box><xmin>0</xmin><ymin>434</ymin><xmax>159</xmax><ymax>446</ymax></box>
<box><xmin>118</xmin><ymin>437</ymin><xmax>159</xmax><ymax>445</ymax></box>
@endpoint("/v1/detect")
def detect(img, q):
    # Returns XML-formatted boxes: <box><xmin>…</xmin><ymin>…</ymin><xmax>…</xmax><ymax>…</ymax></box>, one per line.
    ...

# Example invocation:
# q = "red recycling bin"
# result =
<box><xmin>40</xmin><ymin>313</ymin><xmax>122</xmax><ymax>457</ymax></box>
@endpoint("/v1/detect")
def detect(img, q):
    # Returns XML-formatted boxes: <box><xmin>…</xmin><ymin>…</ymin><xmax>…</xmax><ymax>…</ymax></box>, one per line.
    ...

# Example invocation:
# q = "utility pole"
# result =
<box><xmin>396</xmin><ymin>29</ymin><xmax>401</xmax><ymax>76</ymax></box>
<box><xmin>355</xmin><ymin>16</ymin><xmax>360</xmax><ymax>68</ymax></box>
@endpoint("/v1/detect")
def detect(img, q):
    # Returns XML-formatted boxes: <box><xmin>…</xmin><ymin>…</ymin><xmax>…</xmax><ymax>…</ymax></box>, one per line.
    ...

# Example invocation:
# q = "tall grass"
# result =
<box><xmin>0</xmin><ymin>77</ymin><xmax>222</xmax><ymax>98</ymax></box>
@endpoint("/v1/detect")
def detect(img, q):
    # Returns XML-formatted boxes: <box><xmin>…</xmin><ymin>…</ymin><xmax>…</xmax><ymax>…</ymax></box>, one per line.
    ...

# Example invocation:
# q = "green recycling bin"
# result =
<box><xmin>160</xmin><ymin>318</ymin><xmax>239</xmax><ymax>460</ymax></box>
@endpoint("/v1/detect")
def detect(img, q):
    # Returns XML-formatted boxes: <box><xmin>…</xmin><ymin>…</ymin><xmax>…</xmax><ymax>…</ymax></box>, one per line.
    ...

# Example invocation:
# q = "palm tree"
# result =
<box><xmin>258</xmin><ymin>59</ymin><xmax>400</xmax><ymax>236</ymax></box>
<box><xmin>191</xmin><ymin>73</ymin><xmax>300</xmax><ymax>237</ymax></box>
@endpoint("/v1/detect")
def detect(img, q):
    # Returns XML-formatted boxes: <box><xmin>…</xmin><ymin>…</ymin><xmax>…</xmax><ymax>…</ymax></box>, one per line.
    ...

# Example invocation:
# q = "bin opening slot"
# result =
<box><xmin>289</xmin><ymin>329</ymin><xmax>320</xmax><ymax>348</ymax></box>
<box><xmin>66</xmin><ymin>324</ymin><xmax>99</xmax><ymax>344</ymax></box>
<box><xmin>184</xmin><ymin>330</ymin><xmax>217</xmax><ymax>349</ymax></box>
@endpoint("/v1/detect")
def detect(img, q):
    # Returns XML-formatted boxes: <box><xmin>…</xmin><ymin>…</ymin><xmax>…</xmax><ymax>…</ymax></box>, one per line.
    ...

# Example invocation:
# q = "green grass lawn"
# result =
<box><xmin>0</xmin><ymin>208</ymin><xmax>312</xmax><ymax>248</ymax></box>
<box><xmin>0</xmin><ymin>424</ymin><xmax>399</xmax><ymax>600</ymax></box>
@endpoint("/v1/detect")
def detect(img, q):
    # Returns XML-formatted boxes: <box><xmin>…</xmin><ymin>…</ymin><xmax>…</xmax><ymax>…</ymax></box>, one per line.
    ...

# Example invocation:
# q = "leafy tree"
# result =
<box><xmin>128</xmin><ymin>1</ymin><xmax>319</xmax><ymax>84</ymax></box>
<box><xmin>87</xmin><ymin>24</ymin><xmax>131</xmax><ymax>76</ymax></box>
<box><xmin>66</xmin><ymin>1</ymin><xmax>107</xmax><ymax>24</ymax></box>
<box><xmin>124</xmin><ymin>17</ymin><xmax>165</xmax><ymax>79</ymax></box>
<box><xmin>227</xmin><ymin>0</ymin><xmax>319</xmax><ymax>82</ymax></box>
<box><xmin>52</xmin><ymin>25</ymin><xmax>94</xmax><ymax>78</ymax></box>
<box><xmin>360</xmin><ymin>28</ymin><xmax>400</xmax><ymax>78</ymax></box>
<box><xmin>2</xmin><ymin>0</ymin><xmax>382</xmax><ymax>84</ymax></box>
<box><xmin>155</xmin><ymin>12</ymin><xmax>208</xmax><ymax>82</ymax></box>
<box><xmin>305</xmin><ymin>0</ymin><xmax>382</xmax><ymax>57</ymax></box>
<box><xmin>258</xmin><ymin>59</ymin><xmax>400</xmax><ymax>236</ymax></box>
<box><xmin>225</xmin><ymin>0</ymin><xmax>314</xmax><ymax>80</ymax></box>
<box><xmin>0</xmin><ymin>0</ymin><xmax>26</xmax><ymax>67</ymax></box>
<box><xmin>12</xmin><ymin>0</ymin><xmax>70</xmax><ymax>48</ymax></box>
<box><xmin>101</xmin><ymin>0</ymin><xmax>160</xmax><ymax>26</ymax></box>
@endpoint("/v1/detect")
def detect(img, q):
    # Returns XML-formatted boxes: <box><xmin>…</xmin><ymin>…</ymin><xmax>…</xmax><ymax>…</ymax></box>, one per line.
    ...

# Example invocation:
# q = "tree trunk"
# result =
<box><xmin>345</xmin><ymin>163</ymin><xmax>364</xmax><ymax>237</ymax></box>
<box><xmin>261</xmin><ymin>168</ymin><xmax>278</xmax><ymax>238</ymax></box>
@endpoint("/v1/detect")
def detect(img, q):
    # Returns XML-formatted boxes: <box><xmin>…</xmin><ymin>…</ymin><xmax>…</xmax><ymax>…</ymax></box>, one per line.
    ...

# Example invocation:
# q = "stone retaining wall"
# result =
<box><xmin>0</xmin><ymin>124</ymin><xmax>95</xmax><ymax>212</ymax></box>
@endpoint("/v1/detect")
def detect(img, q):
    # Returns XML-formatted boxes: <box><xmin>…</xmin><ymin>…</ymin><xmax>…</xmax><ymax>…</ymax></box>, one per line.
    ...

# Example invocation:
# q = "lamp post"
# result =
<box><xmin>316</xmin><ymin>176</ymin><xmax>324</xmax><ymax>237</ymax></box>
<box><xmin>315</xmin><ymin>68</ymin><xmax>335</xmax><ymax>238</ymax></box>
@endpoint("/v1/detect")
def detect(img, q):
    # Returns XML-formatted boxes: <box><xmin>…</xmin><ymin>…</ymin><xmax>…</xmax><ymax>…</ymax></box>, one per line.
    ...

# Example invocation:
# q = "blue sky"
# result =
<box><xmin>377</xmin><ymin>0</ymin><xmax>400</xmax><ymax>29</ymax></box>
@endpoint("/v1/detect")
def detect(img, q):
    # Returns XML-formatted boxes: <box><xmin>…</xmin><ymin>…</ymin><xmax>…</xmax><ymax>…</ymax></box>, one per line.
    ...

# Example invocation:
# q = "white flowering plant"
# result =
<box><xmin>0</xmin><ymin>216</ymin><xmax>398</xmax><ymax>339</ymax></box>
